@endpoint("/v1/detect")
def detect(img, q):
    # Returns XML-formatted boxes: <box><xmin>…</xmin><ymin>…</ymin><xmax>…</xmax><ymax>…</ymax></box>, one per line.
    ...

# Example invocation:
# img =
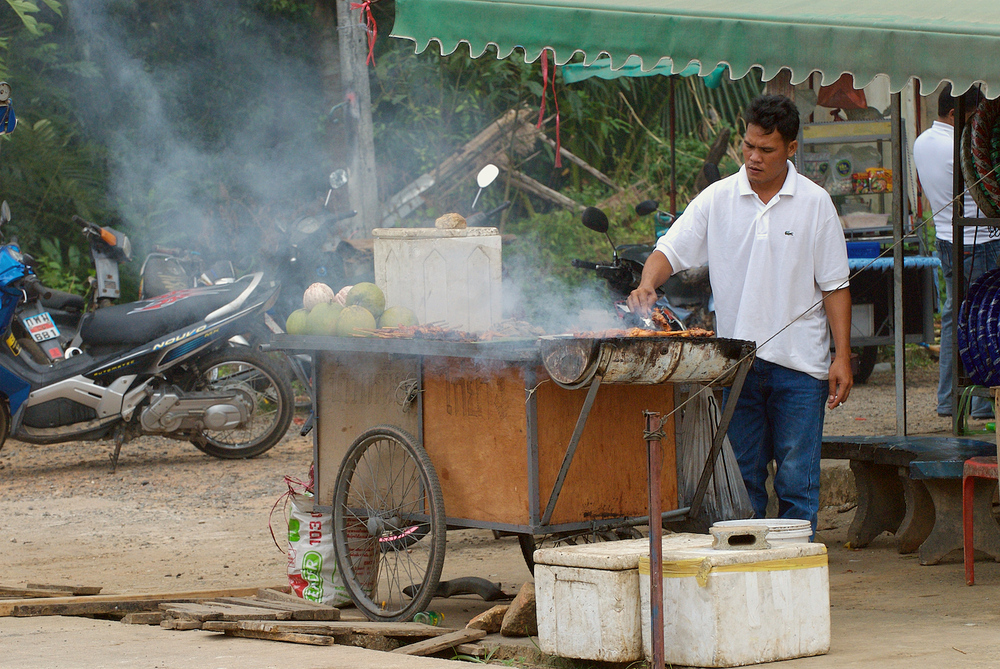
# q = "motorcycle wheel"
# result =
<box><xmin>187</xmin><ymin>347</ymin><xmax>294</xmax><ymax>459</ymax></box>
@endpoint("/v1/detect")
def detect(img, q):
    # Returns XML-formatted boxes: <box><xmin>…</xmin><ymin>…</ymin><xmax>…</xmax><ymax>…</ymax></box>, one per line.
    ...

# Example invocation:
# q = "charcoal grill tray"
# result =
<box><xmin>539</xmin><ymin>334</ymin><xmax>754</xmax><ymax>389</ymax></box>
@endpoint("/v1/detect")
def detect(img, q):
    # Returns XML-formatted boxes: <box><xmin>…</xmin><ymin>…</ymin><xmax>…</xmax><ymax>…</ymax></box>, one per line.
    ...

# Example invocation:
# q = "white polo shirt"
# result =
<box><xmin>655</xmin><ymin>162</ymin><xmax>849</xmax><ymax>379</ymax></box>
<box><xmin>912</xmin><ymin>120</ymin><xmax>988</xmax><ymax>245</ymax></box>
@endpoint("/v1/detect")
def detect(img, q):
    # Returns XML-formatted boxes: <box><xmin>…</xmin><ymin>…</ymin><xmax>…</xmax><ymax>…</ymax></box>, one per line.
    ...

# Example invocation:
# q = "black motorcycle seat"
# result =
<box><xmin>80</xmin><ymin>281</ymin><xmax>249</xmax><ymax>347</ymax></box>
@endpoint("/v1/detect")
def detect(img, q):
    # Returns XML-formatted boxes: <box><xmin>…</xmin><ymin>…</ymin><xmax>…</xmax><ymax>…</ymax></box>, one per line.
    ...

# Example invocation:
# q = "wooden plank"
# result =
<box><xmin>220</xmin><ymin>627</ymin><xmax>337</xmax><ymax>646</ymax></box>
<box><xmin>503</xmin><ymin>168</ymin><xmax>584</xmax><ymax>211</ymax></box>
<box><xmin>455</xmin><ymin>643</ymin><xmax>486</xmax><ymax>658</ymax></box>
<box><xmin>120</xmin><ymin>611</ymin><xmax>165</xmax><ymax>625</ymax></box>
<box><xmin>160</xmin><ymin>618</ymin><xmax>204</xmax><ymax>631</ymax></box>
<box><xmin>159</xmin><ymin>603</ymin><xmax>225</xmax><ymax>622</ymax></box>
<box><xmin>314</xmin><ymin>352</ymin><xmax>421</xmax><ymax>505</ymax></box>
<box><xmin>213</xmin><ymin>597</ymin><xmax>339</xmax><ymax>621</ymax></box>
<box><xmin>26</xmin><ymin>584</ymin><xmax>103</xmax><ymax>596</ymax></box>
<box><xmin>392</xmin><ymin>628</ymin><xmax>487</xmax><ymax>655</ymax></box>
<box><xmin>255</xmin><ymin>588</ymin><xmax>331</xmax><ymax>609</ymax></box>
<box><xmin>0</xmin><ymin>586</ymin><xmax>263</xmax><ymax>617</ymax></box>
<box><xmin>422</xmin><ymin>360</ymin><xmax>677</xmax><ymax>525</ymax></box>
<box><xmin>223</xmin><ymin>620</ymin><xmax>456</xmax><ymax>638</ymax></box>
<box><xmin>162</xmin><ymin>601</ymin><xmax>290</xmax><ymax>622</ymax></box>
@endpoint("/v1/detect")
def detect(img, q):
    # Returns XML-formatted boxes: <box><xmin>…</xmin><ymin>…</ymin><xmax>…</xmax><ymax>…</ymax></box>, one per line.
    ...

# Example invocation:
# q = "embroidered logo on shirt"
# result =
<box><xmin>784</xmin><ymin>231</ymin><xmax>794</xmax><ymax>236</ymax></box>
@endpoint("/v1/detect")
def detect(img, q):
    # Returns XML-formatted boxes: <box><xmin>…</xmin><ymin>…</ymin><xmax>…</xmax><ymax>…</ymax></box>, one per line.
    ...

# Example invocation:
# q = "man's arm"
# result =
<box><xmin>627</xmin><ymin>250</ymin><xmax>674</xmax><ymax>315</ymax></box>
<box><xmin>823</xmin><ymin>287</ymin><xmax>853</xmax><ymax>409</ymax></box>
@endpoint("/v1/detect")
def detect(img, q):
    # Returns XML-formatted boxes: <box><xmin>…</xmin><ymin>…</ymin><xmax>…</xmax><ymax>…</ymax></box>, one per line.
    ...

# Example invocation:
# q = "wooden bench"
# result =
<box><xmin>822</xmin><ymin>436</ymin><xmax>999</xmax><ymax>564</ymax></box>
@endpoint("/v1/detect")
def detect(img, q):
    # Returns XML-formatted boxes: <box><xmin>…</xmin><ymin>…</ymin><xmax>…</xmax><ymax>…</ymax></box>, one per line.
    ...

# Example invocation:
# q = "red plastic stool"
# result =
<box><xmin>963</xmin><ymin>456</ymin><xmax>999</xmax><ymax>585</ymax></box>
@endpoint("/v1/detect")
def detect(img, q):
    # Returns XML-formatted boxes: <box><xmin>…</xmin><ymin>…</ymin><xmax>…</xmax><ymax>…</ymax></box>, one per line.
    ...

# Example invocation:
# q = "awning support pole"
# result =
<box><xmin>890</xmin><ymin>92</ymin><xmax>907</xmax><ymax>434</ymax></box>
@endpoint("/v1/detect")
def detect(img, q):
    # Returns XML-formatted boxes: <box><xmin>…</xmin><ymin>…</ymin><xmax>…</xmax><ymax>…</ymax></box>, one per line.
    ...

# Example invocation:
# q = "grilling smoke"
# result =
<box><xmin>68</xmin><ymin>1</ymin><xmax>332</xmax><ymax>265</ymax></box>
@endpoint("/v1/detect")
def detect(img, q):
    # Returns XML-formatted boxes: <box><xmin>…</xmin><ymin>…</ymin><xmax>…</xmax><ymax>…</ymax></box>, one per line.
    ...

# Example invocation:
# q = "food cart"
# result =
<box><xmin>273</xmin><ymin>332</ymin><xmax>753</xmax><ymax>621</ymax></box>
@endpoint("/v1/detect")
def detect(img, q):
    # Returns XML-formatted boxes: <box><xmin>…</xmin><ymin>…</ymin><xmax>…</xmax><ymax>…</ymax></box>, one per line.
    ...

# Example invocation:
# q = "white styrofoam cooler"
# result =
<box><xmin>534</xmin><ymin>533</ymin><xmax>713</xmax><ymax>663</ymax></box>
<box><xmin>372</xmin><ymin>227</ymin><xmax>501</xmax><ymax>332</ymax></box>
<box><xmin>639</xmin><ymin>542</ymin><xmax>831</xmax><ymax>667</ymax></box>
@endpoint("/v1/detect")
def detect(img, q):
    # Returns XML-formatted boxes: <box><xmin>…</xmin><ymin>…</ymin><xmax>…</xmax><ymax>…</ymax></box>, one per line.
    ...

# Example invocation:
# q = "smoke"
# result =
<box><xmin>501</xmin><ymin>235</ymin><xmax>620</xmax><ymax>334</ymax></box>
<box><xmin>68</xmin><ymin>0</ymin><xmax>332</xmax><ymax>263</ymax></box>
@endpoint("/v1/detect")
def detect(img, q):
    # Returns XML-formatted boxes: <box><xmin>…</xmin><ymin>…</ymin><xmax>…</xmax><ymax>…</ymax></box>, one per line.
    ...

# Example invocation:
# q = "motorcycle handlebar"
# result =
<box><xmin>571</xmin><ymin>259</ymin><xmax>599</xmax><ymax>270</ymax></box>
<box><xmin>22</xmin><ymin>276</ymin><xmax>50</xmax><ymax>300</ymax></box>
<box><xmin>327</xmin><ymin>209</ymin><xmax>358</xmax><ymax>224</ymax></box>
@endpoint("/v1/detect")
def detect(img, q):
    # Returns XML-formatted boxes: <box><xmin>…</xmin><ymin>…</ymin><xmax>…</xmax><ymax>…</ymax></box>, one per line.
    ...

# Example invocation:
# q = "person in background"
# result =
<box><xmin>628</xmin><ymin>94</ymin><xmax>852</xmax><ymax>532</ymax></box>
<box><xmin>913</xmin><ymin>84</ymin><xmax>999</xmax><ymax>420</ymax></box>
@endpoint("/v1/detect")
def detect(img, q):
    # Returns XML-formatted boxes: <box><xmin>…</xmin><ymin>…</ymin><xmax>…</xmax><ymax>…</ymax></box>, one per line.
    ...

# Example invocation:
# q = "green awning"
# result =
<box><xmin>391</xmin><ymin>0</ymin><xmax>1000</xmax><ymax>97</ymax></box>
<box><xmin>561</xmin><ymin>56</ymin><xmax>727</xmax><ymax>87</ymax></box>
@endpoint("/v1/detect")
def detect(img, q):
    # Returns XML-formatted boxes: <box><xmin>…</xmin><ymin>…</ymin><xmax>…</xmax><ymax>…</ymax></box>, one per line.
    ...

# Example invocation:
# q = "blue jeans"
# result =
<box><xmin>936</xmin><ymin>239</ymin><xmax>1000</xmax><ymax>417</ymax></box>
<box><xmin>723</xmin><ymin>359</ymin><xmax>827</xmax><ymax>531</ymax></box>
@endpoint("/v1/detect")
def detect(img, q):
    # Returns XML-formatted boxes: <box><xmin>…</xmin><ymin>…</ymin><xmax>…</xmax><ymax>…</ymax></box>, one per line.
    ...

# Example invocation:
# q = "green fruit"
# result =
<box><xmin>378</xmin><ymin>305</ymin><xmax>419</xmax><ymax>328</ymax></box>
<box><xmin>346</xmin><ymin>282</ymin><xmax>386</xmax><ymax>319</ymax></box>
<box><xmin>306</xmin><ymin>302</ymin><xmax>343</xmax><ymax>335</ymax></box>
<box><xmin>336</xmin><ymin>305</ymin><xmax>377</xmax><ymax>337</ymax></box>
<box><xmin>285</xmin><ymin>309</ymin><xmax>310</xmax><ymax>335</ymax></box>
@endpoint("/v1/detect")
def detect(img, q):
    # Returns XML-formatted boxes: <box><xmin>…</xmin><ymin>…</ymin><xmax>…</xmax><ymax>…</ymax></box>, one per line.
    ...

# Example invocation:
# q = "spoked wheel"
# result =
<box><xmin>188</xmin><ymin>347</ymin><xmax>294</xmax><ymax>459</ymax></box>
<box><xmin>333</xmin><ymin>425</ymin><xmax>446</xmax><ymax>622</ymax></box>
<box><xmin>518</xmin><ymin>525</ymin><xmax>644</xmax><ymax>574</ymax></box>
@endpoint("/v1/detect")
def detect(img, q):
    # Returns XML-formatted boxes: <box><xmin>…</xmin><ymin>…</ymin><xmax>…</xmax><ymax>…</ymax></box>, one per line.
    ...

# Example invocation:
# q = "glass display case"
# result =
<box><xmin>797</xmin><ymin>120</ymin><xmax>913</xmax><ymax>242</ymax></box>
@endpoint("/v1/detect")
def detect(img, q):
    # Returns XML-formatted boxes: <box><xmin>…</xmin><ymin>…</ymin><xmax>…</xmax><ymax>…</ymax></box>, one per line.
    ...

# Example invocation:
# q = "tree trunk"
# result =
<box><xmin>314</xmin><ymin>0</ymin><xmax>381</xmax><ymax>237</ymax></box>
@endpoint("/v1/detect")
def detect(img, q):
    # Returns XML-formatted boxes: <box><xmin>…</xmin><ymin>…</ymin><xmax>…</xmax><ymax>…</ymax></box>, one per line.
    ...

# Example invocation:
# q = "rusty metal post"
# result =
<box><xmin>644</xmin><ymin>410</ymin><xmax>665</xmax><ymax>668</ymax></box>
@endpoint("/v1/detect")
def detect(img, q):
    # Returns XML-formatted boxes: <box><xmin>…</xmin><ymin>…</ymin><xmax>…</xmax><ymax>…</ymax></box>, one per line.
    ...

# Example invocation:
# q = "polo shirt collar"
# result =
<box><xmin>737</xmin><ymin>161</ymin><xmax>799</xmax><ymax>199</ymax></box>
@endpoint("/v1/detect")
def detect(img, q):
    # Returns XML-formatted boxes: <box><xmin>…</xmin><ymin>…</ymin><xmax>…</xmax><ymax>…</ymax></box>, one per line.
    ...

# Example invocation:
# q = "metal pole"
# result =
<box><xmin>644</xmin><ymin>411</ymin><xmax>665</xmax><ymax>669</ymax></box>
<box><xmin>951</xmin><ymin>95</ymin><xmax>966</xmax><ymax>433</ymax></box>
<box><xmin>669</xmin><ymin>76</ymin><xmax>677</xmax><ymax>218</ymax></box>
<box><xmin>890</xmin><ymin>92</ymin><xmax>907</xmax><ymax>435</ymax></box>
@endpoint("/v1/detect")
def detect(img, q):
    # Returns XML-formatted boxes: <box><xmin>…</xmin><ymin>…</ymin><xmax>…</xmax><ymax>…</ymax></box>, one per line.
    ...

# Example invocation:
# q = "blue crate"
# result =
<box><xmin>846</xmin><ymin>241</ymin><xmax>881</xmax><ymax>259</ymax></box>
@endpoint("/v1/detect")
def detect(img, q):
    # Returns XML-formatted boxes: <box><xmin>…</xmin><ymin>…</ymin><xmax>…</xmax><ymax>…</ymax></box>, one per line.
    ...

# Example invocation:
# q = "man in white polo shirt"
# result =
<box><xmin>628</xmin><ymin>94</ymin><xmax>852</xmax><ymax>531</ymax></box>
<box><xmin>913</xmin><ymin>84</ymin><xmax>999</xmax><ymax>419</ymax></box>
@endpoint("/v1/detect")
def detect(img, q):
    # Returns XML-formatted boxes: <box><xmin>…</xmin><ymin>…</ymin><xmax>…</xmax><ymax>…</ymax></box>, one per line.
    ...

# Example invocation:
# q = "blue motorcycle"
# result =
<box><xmin>0</xmin><ymin>204</ymin><xmax>294</xmax><ymax>468</ymax></box>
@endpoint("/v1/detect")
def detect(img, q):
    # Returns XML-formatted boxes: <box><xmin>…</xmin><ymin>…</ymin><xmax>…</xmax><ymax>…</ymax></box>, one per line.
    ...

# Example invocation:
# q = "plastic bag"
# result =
<box><xmin>286</xmin><ymin>493</ymin><xmax>353</xmax><ymax>606</ymax></box>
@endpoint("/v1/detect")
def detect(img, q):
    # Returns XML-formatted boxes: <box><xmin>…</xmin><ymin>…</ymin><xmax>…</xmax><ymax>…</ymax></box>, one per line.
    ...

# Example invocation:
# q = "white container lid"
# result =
<box><xmin>372</xmin><ymin>227</ymin><xmax>500</xmax><ymax>239</ymax></box>
<box><xmin>533</xmin><ymin>533</ymin><xmax>713</xmax><ymax>571</ymax></box>
<box><xmin>713</xmin><ymin>519</ymin><xmax>811</xmax><ymax>532</ymax></box>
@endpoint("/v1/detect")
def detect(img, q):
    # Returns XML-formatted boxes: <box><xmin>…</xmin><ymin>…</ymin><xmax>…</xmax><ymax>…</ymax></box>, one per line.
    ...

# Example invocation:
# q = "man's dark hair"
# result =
<box><xmin>938</xmin><ymin>83</ymin><xmax>984</xmax><ymax>117</ymax></box>
<box><xmin>745</xmin><ymin>95</ymin><xmax>800</xmax><ymax>143</ymax></box>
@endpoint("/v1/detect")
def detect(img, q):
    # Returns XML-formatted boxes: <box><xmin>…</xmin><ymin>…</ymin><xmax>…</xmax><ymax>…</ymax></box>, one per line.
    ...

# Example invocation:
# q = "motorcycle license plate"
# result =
<box><xmin>23</xmin><ymin>312</ymin><xmax>61</xmax><ymax>342</ymax></box>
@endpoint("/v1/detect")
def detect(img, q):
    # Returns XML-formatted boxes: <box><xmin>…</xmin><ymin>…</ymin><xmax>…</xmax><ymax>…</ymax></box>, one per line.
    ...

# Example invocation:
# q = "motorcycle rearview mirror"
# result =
<box><xmin>581</xmin><ymin>206</ymin><xmax>609</xmax><ymax>234</ymax></box>
<box><xmin>329</xmin><ymin>169</ymin><xmax>348</xmax><ymax>189</ymax></box>
<box><xmin>471</xmin><ymin>164</ymin><xmax>500</xmax><ymax>211</ymax></box>
<box><xmin>582</xmin><ymin>206</ymin><xmax>619</xmax><ymax>263</ymax></box>
<box><xmin>635</xmin><ymin>200</ymin><xmax>659</xmax><ymax>217</ymax></box>
<box><xmin>325</xmin><ymin>169</ymin><xmax>349</xmax><ymax>207</ymax></box>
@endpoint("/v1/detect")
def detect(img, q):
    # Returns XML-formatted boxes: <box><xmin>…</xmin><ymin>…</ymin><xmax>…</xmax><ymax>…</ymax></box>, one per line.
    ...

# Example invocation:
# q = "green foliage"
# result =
<box><xmin>33</xmin><ymin>235</ymin><xmax>92</xmax><ymax>294</ymax></box>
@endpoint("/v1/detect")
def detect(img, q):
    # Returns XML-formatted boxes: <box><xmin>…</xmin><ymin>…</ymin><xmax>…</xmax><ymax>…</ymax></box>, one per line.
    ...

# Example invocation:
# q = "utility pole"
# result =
<box><xmin>332</xmin><ymin>0</ymin><xmax>380</xmax><ymax>237</ymax></box>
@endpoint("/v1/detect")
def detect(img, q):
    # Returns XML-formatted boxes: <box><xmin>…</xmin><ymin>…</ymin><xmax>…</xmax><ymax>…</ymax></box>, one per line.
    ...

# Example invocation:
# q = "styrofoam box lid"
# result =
<box><xmin>372</xmin><ymin>227</ymin><xmax>500</xmax><ymax>239</ymax></box>
<box><xmin>533</xmin><ymin>533</ymin><xmax>713</xmax><ymax>571</ymax></box>
<box><xmin>639</xmin><ymin>541</ymin><xmax>827</xmax><ymax>571</ymax></box>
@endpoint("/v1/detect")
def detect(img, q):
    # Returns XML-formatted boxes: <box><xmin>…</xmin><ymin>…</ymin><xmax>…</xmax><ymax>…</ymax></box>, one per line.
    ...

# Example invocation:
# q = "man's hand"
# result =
<box><xmin>823</xmin><ymin>287</ymin><xmax>853</xmax><ymax>410</ymax></box>
<box><xmin>627</xmin><ymin>250</ymin><xmax>674</xmax><ymax>316</ymax></box>
<box><xmin>627</xmin><ymin>285</ymin><xmax>658</xmax><ymax>316</ymax></box>
<box><xmin>827</xmin><ymin>354</ymin><xmax>853</xmax><ymax>409</ymax></box>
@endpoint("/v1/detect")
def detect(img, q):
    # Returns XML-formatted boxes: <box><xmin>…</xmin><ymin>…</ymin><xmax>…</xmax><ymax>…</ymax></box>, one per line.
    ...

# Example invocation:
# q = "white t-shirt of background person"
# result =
<box><xmin>655</xmin><ymin>162</ymin><xmax>850</xmax><ymax>380</ymax></box>
<box><xmin>913</xmin><ymin>120</ymin><xmax>989</xmax><ymax>245</ymax></box>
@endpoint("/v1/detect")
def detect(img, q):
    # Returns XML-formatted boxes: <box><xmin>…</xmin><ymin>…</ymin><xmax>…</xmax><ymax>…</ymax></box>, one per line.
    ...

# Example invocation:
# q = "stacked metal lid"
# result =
<box><xmin>958</xmin><ymin>268</ymin><xmax>1000</xmax><ymax>385</ymax></box>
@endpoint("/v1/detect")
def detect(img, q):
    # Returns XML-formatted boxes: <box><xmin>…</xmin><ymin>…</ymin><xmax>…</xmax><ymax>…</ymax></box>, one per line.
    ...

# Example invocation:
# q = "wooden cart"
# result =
<box><xmin>271</xmin><ymin>334</ymin><xmax>752</xmax><ymax>621</ymax></box>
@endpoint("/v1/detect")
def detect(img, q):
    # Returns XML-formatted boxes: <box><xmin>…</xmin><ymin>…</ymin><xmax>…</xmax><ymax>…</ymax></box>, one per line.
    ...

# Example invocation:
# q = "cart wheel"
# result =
<box><xmin>332</xmin><ymin>425</ymin><xmax>446</xmax><ymax>622</ymax></box>
<box><xmin>517</xmin><ymin>526</ymin><xmax>643</xmax><ymax>574</ymax></box>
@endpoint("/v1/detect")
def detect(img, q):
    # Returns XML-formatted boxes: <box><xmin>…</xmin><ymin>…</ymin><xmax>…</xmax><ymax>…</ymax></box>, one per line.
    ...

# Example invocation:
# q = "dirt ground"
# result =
<box><xmin>2</xmin><ymin>363</ymin><xmax>1000</xmax><ymax>667</ymax></box>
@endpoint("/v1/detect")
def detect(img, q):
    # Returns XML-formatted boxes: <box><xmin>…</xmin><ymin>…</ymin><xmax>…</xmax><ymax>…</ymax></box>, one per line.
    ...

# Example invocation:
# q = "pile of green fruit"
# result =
<box><xmin>285</xmin><ymin>282</ymin><xmax>419</xmax><ymax>337</ymax></box>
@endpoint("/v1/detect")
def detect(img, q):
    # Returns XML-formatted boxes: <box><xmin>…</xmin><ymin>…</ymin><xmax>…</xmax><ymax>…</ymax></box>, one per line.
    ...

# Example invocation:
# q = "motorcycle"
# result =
<box><xmin>3</xmin><ymin>207</ymin><xmax>295</xmax><ymax>469</ymax></box>
<box><xmin>571</xmin><ymin>203</ymin><xmax>714</xmax><ymax>331</ymax></box>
